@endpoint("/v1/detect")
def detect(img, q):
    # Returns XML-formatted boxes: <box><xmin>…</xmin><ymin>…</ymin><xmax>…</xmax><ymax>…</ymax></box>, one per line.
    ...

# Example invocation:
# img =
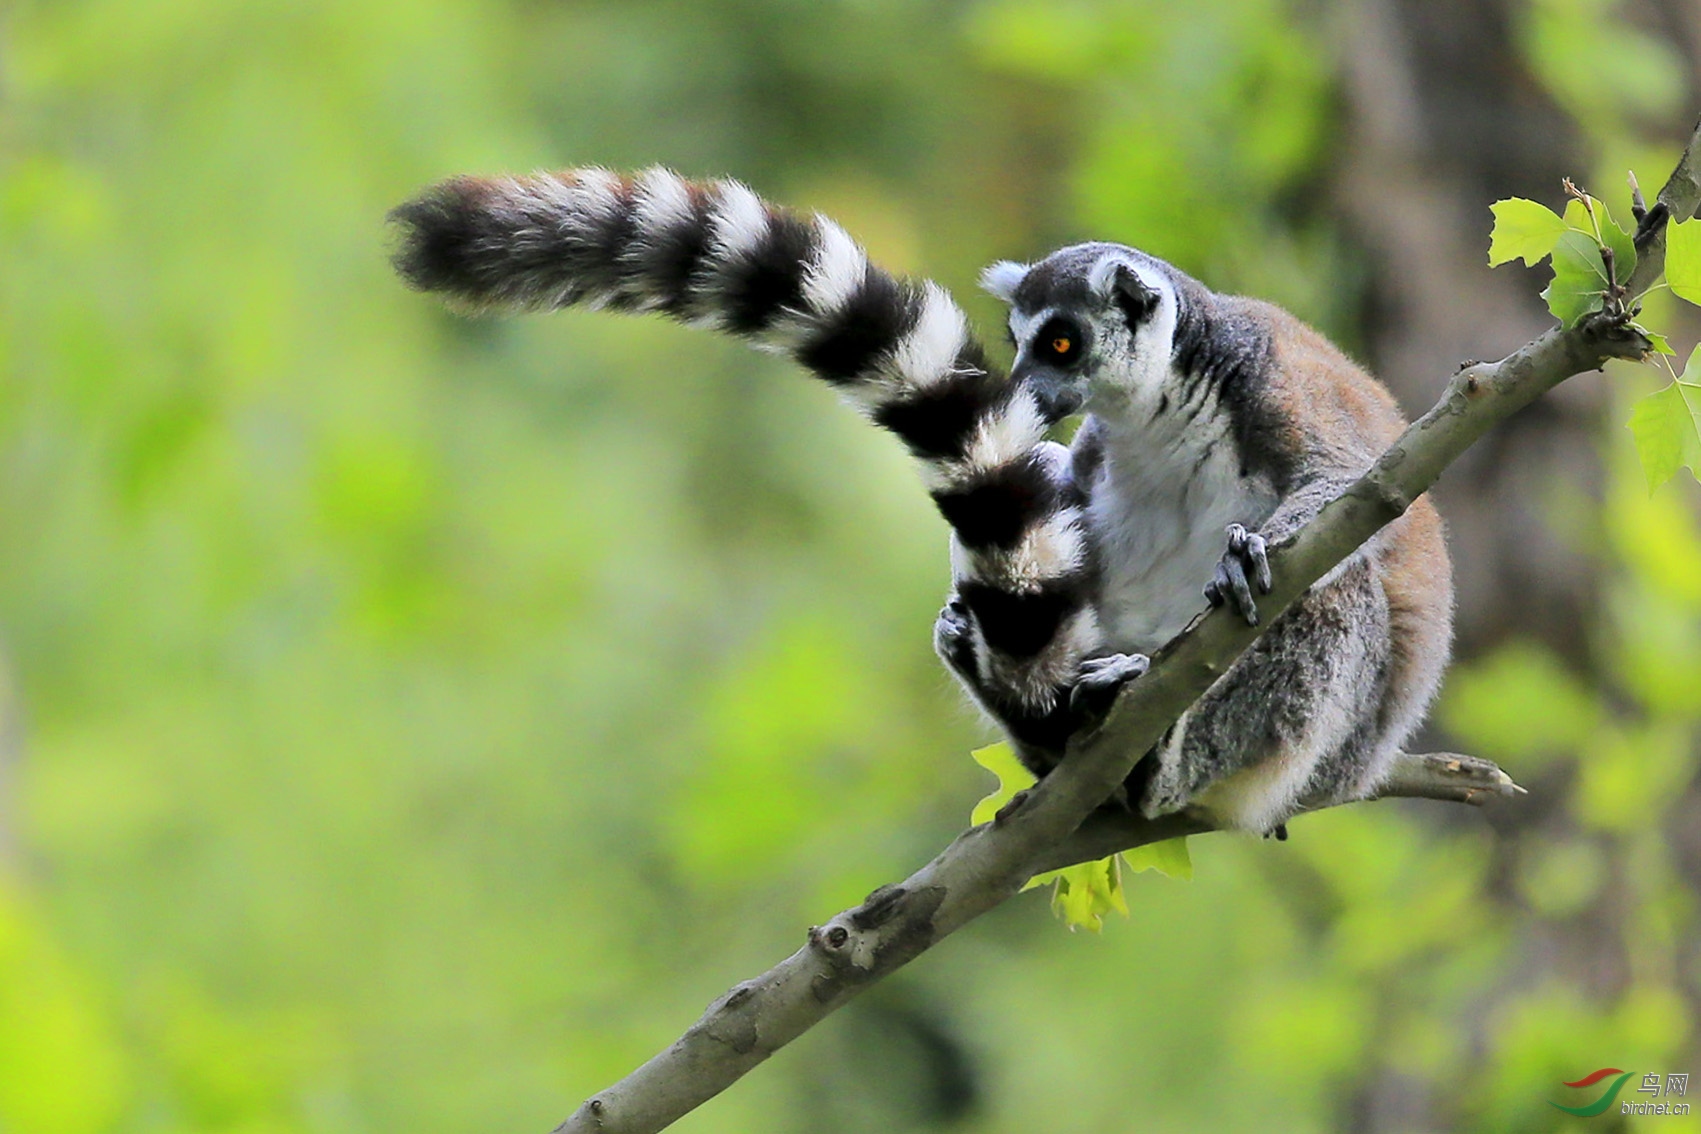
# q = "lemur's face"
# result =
<box><xmin>981</xmin><ymin>243</ymin><xmax>1176</xmax><ymax>419</ymax></box>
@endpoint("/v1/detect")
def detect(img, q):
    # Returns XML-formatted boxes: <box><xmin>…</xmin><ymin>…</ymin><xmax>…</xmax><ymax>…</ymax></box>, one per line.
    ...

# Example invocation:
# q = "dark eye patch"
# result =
<box><xmin>1034</xmin><ymin>317</ymin><xmax>1084</xmax><ymax>366</ymax></box>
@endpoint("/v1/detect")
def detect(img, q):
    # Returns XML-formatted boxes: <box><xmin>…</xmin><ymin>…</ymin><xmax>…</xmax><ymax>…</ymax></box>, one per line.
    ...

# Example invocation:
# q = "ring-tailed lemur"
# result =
<box><xmin>389</xmin><ymin>168</ymin><xmax>1452</xmax><ymax>834</ymax></box>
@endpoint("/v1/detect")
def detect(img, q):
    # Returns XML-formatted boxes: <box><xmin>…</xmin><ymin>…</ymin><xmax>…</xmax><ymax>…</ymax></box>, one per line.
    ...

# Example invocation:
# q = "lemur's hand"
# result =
<box><xmin>1204</xmin><ymin>523</ymin><xmax>1271</xmax><ymax>626</ymax></box>
<box><xmin>933</xmin><ymin>596</ymin><xmax>977</xmax><ymax>680</ymax></box>
<box><xmin>1068</xmin><ymin>652</ymin><xmax>1150</xmax><ymax>722</ymax></box>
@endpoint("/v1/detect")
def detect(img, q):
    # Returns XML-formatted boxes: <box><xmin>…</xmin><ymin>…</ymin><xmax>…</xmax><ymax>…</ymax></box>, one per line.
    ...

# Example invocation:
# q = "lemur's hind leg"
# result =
<box><xmin>1143</xmin><ymin>555</ymin><xmax>1392</xmax><ymax>832</ymax></box>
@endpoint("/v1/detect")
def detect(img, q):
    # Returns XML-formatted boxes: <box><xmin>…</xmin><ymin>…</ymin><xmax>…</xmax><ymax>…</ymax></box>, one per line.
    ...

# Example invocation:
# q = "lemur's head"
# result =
<box><xmin>980</xmin><ymin>242</ymin><xmax>1178</xmax><ymax>420</ymax></box>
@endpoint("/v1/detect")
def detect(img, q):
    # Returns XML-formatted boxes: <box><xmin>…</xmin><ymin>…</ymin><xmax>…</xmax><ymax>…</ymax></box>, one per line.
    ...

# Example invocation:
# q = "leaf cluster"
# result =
<box><xmin>1489</xmin><ymin>189</ymin><xmax>1701</xmax><ymax>489</ymax></box>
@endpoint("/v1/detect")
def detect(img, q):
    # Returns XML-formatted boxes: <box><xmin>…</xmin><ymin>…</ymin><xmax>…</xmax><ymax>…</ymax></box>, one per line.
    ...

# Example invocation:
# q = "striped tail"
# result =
<box><xmin>390</xmin><ymin>168</ymin><xmax>1099</xmax><ymax>711</ymax></box>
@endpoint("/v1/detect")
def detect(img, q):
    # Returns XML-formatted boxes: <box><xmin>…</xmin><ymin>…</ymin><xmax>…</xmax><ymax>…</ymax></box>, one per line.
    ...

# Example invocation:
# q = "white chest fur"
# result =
<box><xmin>1085</xmin><ymin>408</ymin><xmax>1277</xmax><ymax>653</ymax></box>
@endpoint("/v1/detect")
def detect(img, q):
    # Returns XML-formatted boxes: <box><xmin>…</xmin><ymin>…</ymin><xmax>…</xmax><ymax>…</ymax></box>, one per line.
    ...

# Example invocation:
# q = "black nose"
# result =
<box><xmin>1027</xmin><ymin>376</ymin><xmax>1085</xmax><ymax>422</ymax></box>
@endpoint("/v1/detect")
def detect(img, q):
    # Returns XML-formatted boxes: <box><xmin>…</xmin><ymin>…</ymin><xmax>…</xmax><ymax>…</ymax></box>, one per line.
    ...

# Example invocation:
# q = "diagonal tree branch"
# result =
<box><xmin>551</xmin><ymin>116</ymin><xmax>1701</xmax><ymax>1134</ymax></box>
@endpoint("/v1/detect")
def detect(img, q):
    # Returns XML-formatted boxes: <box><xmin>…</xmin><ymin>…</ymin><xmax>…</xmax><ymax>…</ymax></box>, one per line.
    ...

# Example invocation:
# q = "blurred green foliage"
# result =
<box><xmin>1</xmin><ymin>2</ymin><xmax>1696</xmax><ymax>1132</ymax></box>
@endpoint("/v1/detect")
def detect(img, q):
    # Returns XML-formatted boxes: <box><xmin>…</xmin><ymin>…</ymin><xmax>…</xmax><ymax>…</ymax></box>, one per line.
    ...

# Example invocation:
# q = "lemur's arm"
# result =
<box><xmin>390</xmin><ymin>168</ymin><xmax>1110</xmax><ymax>718</ymax></box>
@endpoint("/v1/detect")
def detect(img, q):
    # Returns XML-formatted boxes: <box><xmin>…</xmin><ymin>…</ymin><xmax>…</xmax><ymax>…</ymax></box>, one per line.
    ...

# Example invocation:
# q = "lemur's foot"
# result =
<box><xmin>933</xmin><ymin>596</ymin><xmax>976</xmax><ymax>677</ymax></box>
<box><xmin>1204</xmin><ymin>523</ymin><xmax>1271</xmax><ymax>626</ymax></box>
<box><xmin>1068</xmin><ymin>652</ymin><xmax>1150</xmax><ymax>721</ymax></box>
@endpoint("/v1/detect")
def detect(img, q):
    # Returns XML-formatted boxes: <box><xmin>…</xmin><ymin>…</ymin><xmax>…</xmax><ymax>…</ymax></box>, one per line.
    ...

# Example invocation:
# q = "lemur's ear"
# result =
<box><xmin>979</xmin><ymin>261</ymin><xmax>1029</xmax><ymax>304</ymax></box>
<box><xmin>1109</xmin><ymin>262</ymin><xmax>1159</xmax><ymax>328</ymax></box>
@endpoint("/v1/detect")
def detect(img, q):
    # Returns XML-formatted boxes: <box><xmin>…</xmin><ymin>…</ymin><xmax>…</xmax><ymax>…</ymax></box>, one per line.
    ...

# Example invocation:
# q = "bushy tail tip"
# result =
<box><xmin>387</xmin><ymin>177</ymin><xmax>517</xmax><ymax>308</ymax></box>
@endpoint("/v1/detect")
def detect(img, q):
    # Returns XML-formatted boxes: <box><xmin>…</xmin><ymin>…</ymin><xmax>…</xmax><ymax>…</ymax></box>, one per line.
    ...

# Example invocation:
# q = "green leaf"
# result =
<box><xmin>969</xmin><ymin>742</ymin><xmax>1035</xmax><ymax>826</ymax></box>
<box><xmin>1487</xmin><ymin>198</ymin><xmax>1568</xmax><ymax>266</ymax></box>
<box><xmin>1643</xmin><ymin>328</ymin><xmax>1676</xmax><ymax>355</ymax></box>
<box><xmin>1029</xmin><ymin>856</ymin><xmax>1127</xmax><ymax>933</ymax></box>
<box><xmin>1667</xmin><ymin>217</ymin><xmax>1701</xmax><ymax>304</ymax></box>
<box><xmin>1542</xmin><ymin>228</ymin><xmax>1609</xmax><ymax>327</ymax></box>
<box><xmin>1573</xmin><ymin>198</ymin><xmax>1636</xmax><ymax>284</ymax></box>
<box><xmin>1535</xmin><ymin>197</ymin><xmax>1634</xmax><ymax>326</ymax></box>
<box><xmin>1626</xmin><ymin>345</ymin><xmax>1701</xmax><ymax>491</ymax></box>
<box><xmin>1122</xmin><ymin>837</ymin><xmax>1193</xmax><ymax>880</ymax></box>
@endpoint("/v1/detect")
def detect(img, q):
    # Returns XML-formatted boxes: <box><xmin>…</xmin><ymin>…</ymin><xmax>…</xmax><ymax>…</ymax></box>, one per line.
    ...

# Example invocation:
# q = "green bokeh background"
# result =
<box><xmin>2</xmin><ymin>2</ymin><xmax>1698</xmax><ymax>1132</ymax></box>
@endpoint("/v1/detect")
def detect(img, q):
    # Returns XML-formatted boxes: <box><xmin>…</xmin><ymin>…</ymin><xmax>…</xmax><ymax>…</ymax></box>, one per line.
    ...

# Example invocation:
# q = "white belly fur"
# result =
<box><xmin>1086</xmin><ymin>416</ymin><xmax>1277</xmax><ymax>654</ymax></box>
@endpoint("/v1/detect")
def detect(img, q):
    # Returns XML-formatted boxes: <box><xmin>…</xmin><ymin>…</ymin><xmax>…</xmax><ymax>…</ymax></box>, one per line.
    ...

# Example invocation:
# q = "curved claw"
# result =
<box><xmin>1203</xmin><ymin>523</ymin><xmax>1270</xmax><ymax>626</ymax></box>
<box><xmin>1068</xmin><ymin>651</ymin><xmax>1151</xmax><ymax>720</ymax></box>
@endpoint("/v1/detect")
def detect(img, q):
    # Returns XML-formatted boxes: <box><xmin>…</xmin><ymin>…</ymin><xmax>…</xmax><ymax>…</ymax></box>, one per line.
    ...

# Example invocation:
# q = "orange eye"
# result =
<box><xmin>1051</xmin><ymin>336</ymin><xmax>1072</xmax><ymax>355</ymax></box>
